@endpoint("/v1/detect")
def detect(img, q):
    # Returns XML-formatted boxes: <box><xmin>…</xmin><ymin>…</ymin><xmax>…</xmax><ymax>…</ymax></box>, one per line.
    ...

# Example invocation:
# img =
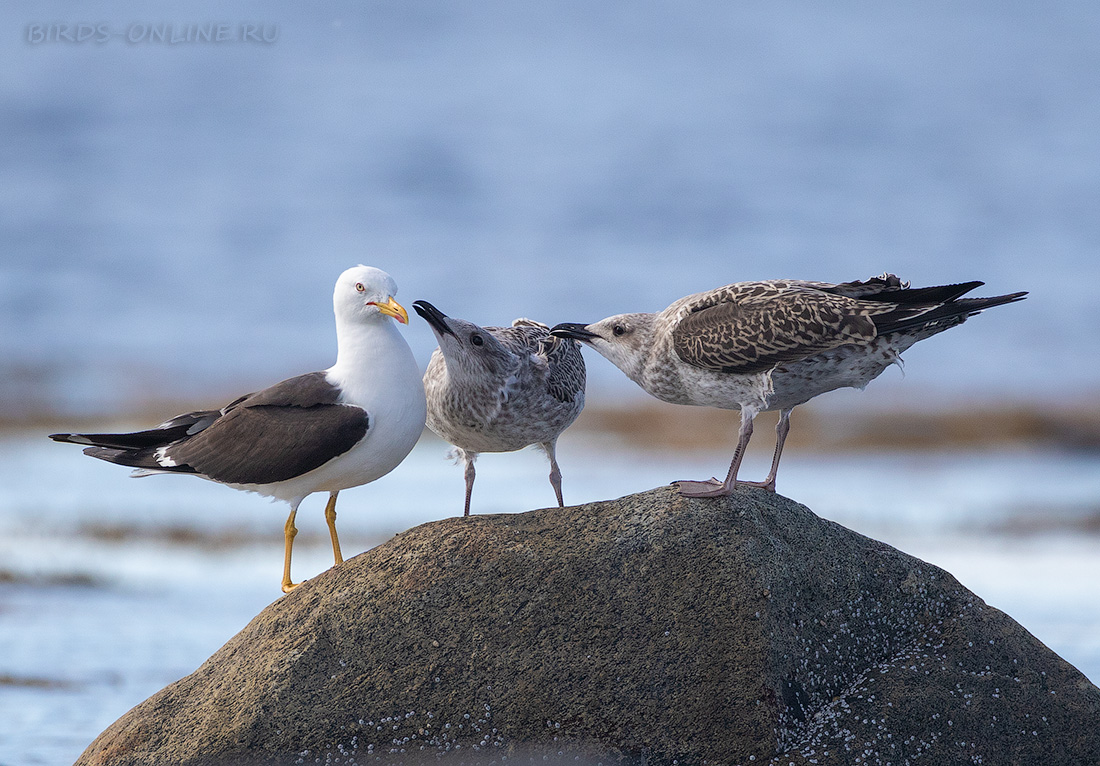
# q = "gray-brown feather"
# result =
<box><xmin>423</xmin><ymin>322</ymin><xmax>585</xmax><ymax>454</ymax></box>
<box><xmin>613</xmin><ymin>274</ymin><xmax>1023</xmax><ymax>412</ymax></box>
<box><xmin>670</xmin><ymin>283</ymin><xmax>885</xmax><ymax>374</ymax></box>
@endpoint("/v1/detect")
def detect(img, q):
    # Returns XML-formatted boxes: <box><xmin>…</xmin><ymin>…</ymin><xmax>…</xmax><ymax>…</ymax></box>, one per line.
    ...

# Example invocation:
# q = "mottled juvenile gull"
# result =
<box><xmin>413</xmin><ymin>300</ymin><xmax>586</xmax><ymax>516</ymax></box>
<box><xmin>552</xmin><ymin>274</ymin><xmax>1026</xmax><ymax>497</ymax></box>
<box><xmin>50</xmin><ymin>266</ymin><xmax>427</xmax><ymax>592</ymax></box>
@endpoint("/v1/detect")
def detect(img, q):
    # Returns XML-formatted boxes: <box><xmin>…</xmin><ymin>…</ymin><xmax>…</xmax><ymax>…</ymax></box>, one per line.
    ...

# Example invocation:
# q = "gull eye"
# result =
<box><xmin>612</xmin><ymin>324</ymin><xmax>626</xmax><ymax>337</ymax></box>
<box><xmin>470</xmin><ymin>333</ymin><xmax>484</xmax><ymax>347</ymax></box>
<box><xmin>355</xmin><ymin>282</ymin><xmax>366</xmax><ymax>293</ymax></box>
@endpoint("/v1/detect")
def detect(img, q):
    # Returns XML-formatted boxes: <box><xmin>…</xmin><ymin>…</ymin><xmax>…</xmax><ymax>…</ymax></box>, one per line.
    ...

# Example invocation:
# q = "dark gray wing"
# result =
<box><xmin>813</xmin><ymin>273</ymin><xmax>908</xmax><ymax>299</ymax></box>
<box><xmin>163</xmin><ymin>372</ymin><xmax>370</xmax><ymax>485</ymax></box>
<box><xmin>671</xmin><ymin>284</ymin><xmax>880</xmax><ymax>374</ymax></box>
<box><xmin>542</xmin><ymin>336</ymin><xmax>586</xmax><ymax>404</ymax></box>
<box><xmin>497</xmin><ymin>322</ymin><xmax>586</xmax><ymax>404</ymax></box>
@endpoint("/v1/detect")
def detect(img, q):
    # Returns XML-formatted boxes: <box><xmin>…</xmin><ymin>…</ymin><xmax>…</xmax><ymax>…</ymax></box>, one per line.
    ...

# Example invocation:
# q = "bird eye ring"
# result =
<box><xmin>355</xmin><ymin>282</ymin><xmax>366</xmax><ymax>293</ymax></box>
<box><xmin>612</xmin><ymin>324</ymin><xmax>626</xmax><ymax>337</ymax></box>
<box><xmin>471</xmin><ymin>333</ymin><xmax>484</xmax><ymax>346</ymax></box>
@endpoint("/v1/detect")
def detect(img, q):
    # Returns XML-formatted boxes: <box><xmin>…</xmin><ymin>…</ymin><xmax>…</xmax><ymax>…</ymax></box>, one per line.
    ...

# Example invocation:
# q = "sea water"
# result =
<box><xmin>2</xmin><ymin>431</ymin><xmax>1098</xmax><ymax>765</ymax></box>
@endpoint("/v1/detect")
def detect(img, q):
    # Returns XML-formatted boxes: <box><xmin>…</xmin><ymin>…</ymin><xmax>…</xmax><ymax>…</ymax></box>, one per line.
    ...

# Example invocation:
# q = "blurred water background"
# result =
<box><xmin>2</xmin><ymin>1</ymin><xmax>1099</xmax><ymax>763</ymax></box>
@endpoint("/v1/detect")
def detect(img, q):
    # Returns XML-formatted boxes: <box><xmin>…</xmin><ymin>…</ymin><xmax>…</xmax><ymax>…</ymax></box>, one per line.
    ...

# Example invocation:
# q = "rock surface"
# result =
<box><xmin>77</xmin><ymin>487</ymin><xmax>1100</xmax><ymax>766</ymax></box>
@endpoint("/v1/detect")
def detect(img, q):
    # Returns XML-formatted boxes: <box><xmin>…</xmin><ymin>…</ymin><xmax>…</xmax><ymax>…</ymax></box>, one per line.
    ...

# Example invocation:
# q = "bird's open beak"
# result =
<box><xmin>550</xmin><ymin>322</ymin><xmax>599</xmax><ymax>342</ymax></box>
<box><xmin>412</xmin><ymin>300</ymin><xmax>455</xmax><ymax>336</ymax></box>
<box><xmin>371</xmin><ymin>296</ymin><xmax>409</xmax><ymax>324</ymax></box>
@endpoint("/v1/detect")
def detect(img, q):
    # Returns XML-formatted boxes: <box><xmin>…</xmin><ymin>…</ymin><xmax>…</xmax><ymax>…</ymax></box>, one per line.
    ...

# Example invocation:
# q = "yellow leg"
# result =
<box><xmin>281</xmin><ymin>507</ymin><xmax>299</xmax><ymax>593</ymax></box>
<box><xmin>324</xmin><ymin>491</ymin><xmax>344</xmax><ymax>566</ymax></box>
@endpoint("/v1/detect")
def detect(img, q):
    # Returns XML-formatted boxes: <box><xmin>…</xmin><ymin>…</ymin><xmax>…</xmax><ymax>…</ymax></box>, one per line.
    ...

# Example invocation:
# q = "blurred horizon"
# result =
<box><xmin>4</xmin><ymin>0</ymin><xmax>1100</xmax><ymax>422</ymax></box>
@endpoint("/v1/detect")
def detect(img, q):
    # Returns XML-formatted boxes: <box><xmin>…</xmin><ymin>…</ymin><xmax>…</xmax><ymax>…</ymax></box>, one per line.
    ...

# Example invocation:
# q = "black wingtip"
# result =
<box><xmin>986</xmin><ymin>291</ymin><xmax>1028</xmax><ymax>311</ymax></box>
<box><xmin>970</xmin><ymin>290</ymin><xmax>1029</xmax><ymax>310</ymax></box>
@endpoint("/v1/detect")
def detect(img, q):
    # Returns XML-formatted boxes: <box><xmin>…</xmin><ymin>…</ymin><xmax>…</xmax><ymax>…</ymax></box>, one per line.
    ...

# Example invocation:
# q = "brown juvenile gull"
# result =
<box><xmin>50</xmin><ymin>266</ymin><xmax>427</xmax><ymax>592</ymax></box>
<box><xmin>552</xmin><ymin>274</ymin><xmax>1026</xmax><ymax>497</ymax></box>
<box><xmin>413</xmin><ymin>300</ymin><xmax>586</xmax><ymax>516</ymax></box>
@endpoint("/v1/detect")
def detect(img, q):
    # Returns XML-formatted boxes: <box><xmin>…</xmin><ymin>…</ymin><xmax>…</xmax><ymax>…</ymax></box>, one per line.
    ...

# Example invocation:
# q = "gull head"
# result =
<box><xmin>413</xmin><ymin>300</ymin><xmax>516</xmax><ymax>380</ymax></box>
<box><xmin>551</xmin><ymin>313</ymin><xmax>656</xmax><ymax>381</ymax></box>
<box><xmin>334</xmin><ymin>265</ymin><xmax>409</xmax><ymax>326</ymax></box>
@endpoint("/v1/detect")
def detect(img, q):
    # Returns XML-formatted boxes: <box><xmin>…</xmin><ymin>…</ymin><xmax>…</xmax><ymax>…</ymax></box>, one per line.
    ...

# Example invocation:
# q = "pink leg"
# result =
<box><xmin>737</xmin><ymin>408</ymin><xmax>792</xmax><ymax>492</ymax></box>
<box><xmin>676</xmin><ymin>406</ymin><xmax>758</xmax><ymax>497</ymax></box>
<box><xmin>540</xmin><ymin>440</ymin><xmax>565</xmax><ymax>508</ymax></box>
<box><xmin>461</xmin><ymin>451</ymin><xmax>477</xmax><ymax>517</ymax></box>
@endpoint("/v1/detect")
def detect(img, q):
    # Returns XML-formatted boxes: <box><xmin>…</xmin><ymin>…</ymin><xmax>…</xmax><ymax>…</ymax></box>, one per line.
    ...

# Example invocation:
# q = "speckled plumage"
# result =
<box><xmin>414</xmin><ymin>300</ymin><xmax>586</xmax><ymax>515</ymax></box>
<box><xmin>553</xmin><ymin>274</ymin><xmax>1026</xmax><ymax>497</ymax></box>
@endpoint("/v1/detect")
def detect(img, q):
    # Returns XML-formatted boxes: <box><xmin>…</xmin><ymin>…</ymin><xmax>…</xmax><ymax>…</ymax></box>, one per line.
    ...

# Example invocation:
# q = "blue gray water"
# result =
<box><xmin>3</xmin><ymin>0</ymin><xmax>1100</xmax><ymax>418</ymax></box>
<box><xmin>3</xmin><ymin>2</ymin><xmax>1100</xmax><ymax>764</ymax></box>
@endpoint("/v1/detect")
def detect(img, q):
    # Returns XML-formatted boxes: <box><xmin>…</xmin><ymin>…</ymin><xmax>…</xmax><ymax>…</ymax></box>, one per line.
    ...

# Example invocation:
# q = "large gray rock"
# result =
<box><xmin>77</xmin><ymin>487</ymin><xmax>1100</xmax><ymax>765</ymax></box>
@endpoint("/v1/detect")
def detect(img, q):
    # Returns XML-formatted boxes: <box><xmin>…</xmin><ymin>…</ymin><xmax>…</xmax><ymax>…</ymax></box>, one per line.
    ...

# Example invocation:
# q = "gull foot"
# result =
<box><xmin>280</xmin><ymin>581</ymin><xmax>300</xmax><ymax>594</ymax></box>
<box><xmin>674</xmin><ymin>478</ymin><xmax>737</xmax><ymax>497</ymax></box>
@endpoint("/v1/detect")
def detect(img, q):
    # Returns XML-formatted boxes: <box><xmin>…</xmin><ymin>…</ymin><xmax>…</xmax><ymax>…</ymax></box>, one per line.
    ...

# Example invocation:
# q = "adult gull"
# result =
<box><xmin>552</xmin><ymin>274</ymin><xmax>1026</xmax><ymax>497</ymax></box>
<box><xmin>50</xmin><ymin>266</ymin><xmax>427</xmax><ymax>592</ymax></box>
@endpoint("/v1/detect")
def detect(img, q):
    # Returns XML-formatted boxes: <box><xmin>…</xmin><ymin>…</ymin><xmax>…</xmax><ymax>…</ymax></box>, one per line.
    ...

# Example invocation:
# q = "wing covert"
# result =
<box><xmin>165</xmin><ymin>402</ymin><xmax>369</xmax><ymax>486</ymax></box>
<box><xmin>671</xmin><ymin>289</ymin><xmax>879</xmax><ymax>374</ymax></box>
